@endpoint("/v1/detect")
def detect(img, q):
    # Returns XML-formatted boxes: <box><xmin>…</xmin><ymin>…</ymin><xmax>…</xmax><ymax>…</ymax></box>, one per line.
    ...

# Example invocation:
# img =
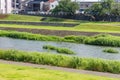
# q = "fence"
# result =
<box><xmin>20</xmin><ymin>12</ymin><xmax>120</xmax><ymax>22</ymax></box>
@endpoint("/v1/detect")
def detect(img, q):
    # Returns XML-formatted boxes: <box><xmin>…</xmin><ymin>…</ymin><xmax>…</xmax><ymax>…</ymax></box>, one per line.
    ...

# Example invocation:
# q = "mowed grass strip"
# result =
<box><xmin>0</xmin><ymin>22</ymin><xmax>120</xmax><ymax>33</ymax></box>
<box><xmin>0</xmin><ymin>14</ymin><xmax>120</xmax><ymax>33</ymax></box>
<box><xmin>0</xmin><ymin>14</ymin><xmax>42</xmax><ymax>22</ymax></box>
<box><xmin>0</xmin><ymin>14</ymin><xmax>80</xmax><ymax>23</ymax></box>
<box><xmin>0</xmin><ymin>63</ymin><xmax>118</xmax><ymax>80</ymax></box>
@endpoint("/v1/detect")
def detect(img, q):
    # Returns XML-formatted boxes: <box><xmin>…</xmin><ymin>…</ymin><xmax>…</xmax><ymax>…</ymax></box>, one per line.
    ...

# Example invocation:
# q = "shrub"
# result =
<box><xmin>103</xmin><ymin>48</ymin><xmax>119</xmax><ymax>53</ymax></box>
<box><xmin>43</xmin><ymin>45</ymin><xmax>75</xmax><ymax>54</ymax></box>
<box><xmin>0</xmin><ymin>49</ymin><xmax>120</xmax><ymax>74</ymax></box>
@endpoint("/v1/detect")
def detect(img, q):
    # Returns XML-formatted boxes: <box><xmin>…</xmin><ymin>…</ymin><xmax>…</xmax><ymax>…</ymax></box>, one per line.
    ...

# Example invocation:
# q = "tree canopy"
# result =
<box><xmin>86</xmin><ymin>0</ymin><xmax>120</xmax><ymax>16</ymax></box>
<box><xmin>52</xmin><ymin>0</ymin><xmax>79</xmax><ymax>15</ymax></box>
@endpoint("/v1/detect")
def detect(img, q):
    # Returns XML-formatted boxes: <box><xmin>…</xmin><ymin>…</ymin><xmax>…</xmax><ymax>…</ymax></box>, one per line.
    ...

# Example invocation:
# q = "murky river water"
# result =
<box><xmin>0</xmin><ymin>37</ymin><xmax>120</xmax><ymax>60</ymax></box>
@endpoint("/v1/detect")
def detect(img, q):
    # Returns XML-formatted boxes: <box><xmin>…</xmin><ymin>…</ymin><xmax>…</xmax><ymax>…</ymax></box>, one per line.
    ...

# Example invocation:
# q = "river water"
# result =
<box><xmin>0</xmin><ymin>37</ymin><xmax>120</xmax><ymax>60</ymax></box>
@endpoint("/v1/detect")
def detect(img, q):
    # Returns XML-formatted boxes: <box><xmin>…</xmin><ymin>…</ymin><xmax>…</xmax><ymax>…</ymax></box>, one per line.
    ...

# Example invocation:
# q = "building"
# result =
<box><xmin>0</xmin><ymin>0</ymin><xmax>12</xmax><ymax>14</ymax></box>
<box><xmin>0</xmin><ymin>0</ymin><xmax>119</xmax><ymax>14</ymax></box>
<box><xmin>24</xmin><ymin>0</ymin><xmax>58</xmax><ymax>12</ymax></box>
<box><xmin>78</xmin><ymin>0</ymin><xmax>99</xmax><ymax>12</ymax></box>
<box><xmin>12</xmin><ymin>0</ymin><xmax>27</xmax><ymax>13</ymax></box>
<box><xmin>43</xmin><ymin>0</ymin><xmax>58</xmax><ymax>12</ymax></box>
<box><xmin>75</xmin><ymin>0</ymin><xmax>120</xmax><ymax>12</ymax></box>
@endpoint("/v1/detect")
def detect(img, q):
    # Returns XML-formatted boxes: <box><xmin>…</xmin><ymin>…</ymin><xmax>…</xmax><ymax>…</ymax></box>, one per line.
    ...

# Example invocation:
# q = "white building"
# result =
<box><xmin>43</xmin><ymin>0</ymin><xmax>59</xmax><ymax>12</ymax></box>
<box><xmin>0</xmin><ymin>0</ymin><xmax>12</xmax><ymax>14</ymax></box>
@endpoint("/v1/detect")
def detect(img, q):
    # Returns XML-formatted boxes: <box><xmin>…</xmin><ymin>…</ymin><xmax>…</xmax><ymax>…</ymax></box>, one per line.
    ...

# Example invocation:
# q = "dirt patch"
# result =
<box><xmin>0</xmin><ymin>27</ymin><xmax>120</xmax><ymax>37</ymax></box>
<box><xmin>0</xmin><ymin>14</ymin><xmax>8</xmax><ymax>19</ymax></box>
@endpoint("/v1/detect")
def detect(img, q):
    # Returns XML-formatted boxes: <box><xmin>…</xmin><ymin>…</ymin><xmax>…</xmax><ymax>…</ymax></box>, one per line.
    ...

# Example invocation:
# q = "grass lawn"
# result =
<box><xmin>0</xmin><ymin>14</ymin><xmax>42</xmax><ymax>22</ymax></box>
<box><xmin>0</xmin><ymin>63</ymin><xmax>118</xmax><ymax>80</ymax></box>
<box><xmin>0</xmin><ymin>14</ymin><xmax>120</xmax><ymax>33</ymax></box>
<box><xmin>0</xmin><ymin>14</ymin><xmax>80</xmax><ymax>23</ymax></box>
<box><xmin>0</xmin><ymin>22</ymin><xmax>120</xmax><ymax>33</ymax></box>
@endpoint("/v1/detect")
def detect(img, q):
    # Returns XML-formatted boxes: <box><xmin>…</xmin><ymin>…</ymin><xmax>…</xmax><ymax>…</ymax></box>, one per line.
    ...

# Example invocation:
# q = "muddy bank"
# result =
<box><xmin>0</xmin><ymin>27</ymin><xmax>120</xmax><ymax>36</ymax></box>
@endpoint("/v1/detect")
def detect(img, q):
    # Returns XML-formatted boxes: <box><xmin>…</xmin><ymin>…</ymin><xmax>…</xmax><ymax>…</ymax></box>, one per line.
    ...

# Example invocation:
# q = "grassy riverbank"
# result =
<box><xmin>0</xmin><ymin>22</ymin><xmax>120</xmax><ymax>33</ymax></box>
<box><xmin>0</xmin><ymin>14</ymin><xmax>42</xmax><ymax>22</ymax></box>
<box><xmin>0</xmin><ymin>14</ymin><xmax>120</xmax><ymax>33</ymax></box>
<box><xmin>0</xmin><ymin>30</ymin><xmax>120</xmax><ymax>47</ymax></box>
<box><xmin>0</xmin><ymin>49</ymin><xmax>120</xmax><ymax>74</ymax></box>
<box><xmin>0</xmin><ymin>63</ymin><xmax>117</xmax><ymax>80</ymax></box>
<box><xmin>0</xmin><ymin>14</ymin><xmax>79</xmax><ymax>23</ymax></box>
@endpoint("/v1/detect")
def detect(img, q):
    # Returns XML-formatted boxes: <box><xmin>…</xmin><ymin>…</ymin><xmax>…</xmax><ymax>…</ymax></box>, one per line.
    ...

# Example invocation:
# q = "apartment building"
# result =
<box><xmin>12</xmin><ymin>0</ymin><xmax>27</xmax><ymax>13</ymax></box>
<box><xmin>0</xmin><ymin>0</ymin><xmax>12</xmax><ymax>14</ymax></box>
<box><xmin>24</xmin><ymin>0</ymin><xmax>58</xmax><ymax>12</ymax></box>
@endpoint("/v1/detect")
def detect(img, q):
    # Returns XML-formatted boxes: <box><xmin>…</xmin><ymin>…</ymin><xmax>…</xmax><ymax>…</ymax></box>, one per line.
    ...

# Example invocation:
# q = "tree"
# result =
<box><xmin>101</xmin><ymin>0</ymin><xmax>114</xmax><ymax>15</ymax></box>
<box><xmin>111</xmin><ymin>3</ymin><xmax>120</xmax><ymax>16</ymax></box>
<box><xmin>52</xmin><ymin>0</ymin><xmax>79</xmax><ymax>15</ymax></box>
<box><xmin>86</xmin><ymin>0</ymin><xmax>114</xmax><ymax>16</ymax></box>
<box><xmin>86</xmin><ymin>3</ymin><xmax>102</xmax><ymax>16</ymax></box>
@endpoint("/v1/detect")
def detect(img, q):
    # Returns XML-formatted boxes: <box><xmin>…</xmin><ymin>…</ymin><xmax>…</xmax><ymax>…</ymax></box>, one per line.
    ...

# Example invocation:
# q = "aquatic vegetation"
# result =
<box><xmin>43</xmin><ymin>45</ymin><xmax>75</xmax><ymax>54</ymax></box>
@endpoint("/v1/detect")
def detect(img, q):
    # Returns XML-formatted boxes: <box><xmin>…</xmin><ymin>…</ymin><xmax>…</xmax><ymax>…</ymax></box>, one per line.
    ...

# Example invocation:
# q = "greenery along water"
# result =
<box><xmin>0</xmin><ymin>49</ymin><xmax>120</xmax><ymax>74</ymax></box>
<box><xmin>103</xmin><ymin>48</ymin><xmax>119</xmax><ymax>53</ymax></box>
<box><xmin>0</xmin><ymin>37</ymin><xmax>120</xmax><ymax>60</ymax></box>
<box><xmin>0</xmin><ymin>30</ymin><xmax>120</xmax><ymax>47</ymax></box>
<box><xmin>43</xmin><ymin>45</ymin><xmax>75</xmax><ymax>54</ymax></box>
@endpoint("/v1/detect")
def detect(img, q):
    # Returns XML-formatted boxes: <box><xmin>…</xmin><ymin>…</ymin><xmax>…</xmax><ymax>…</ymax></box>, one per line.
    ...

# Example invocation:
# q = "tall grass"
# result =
<box><xmin>103</xmin><ymin>48</ymin><xmax>119</xmax><ymax>53</ymax></box>
<box><xmin>43</xmin><ymin>45</ymin><xmax>75</xmax><ymax>54</ymax></box>
<box><xmin>0</xmin><ymin>30</ymin><xmax>120</xmax><ymax>47</ymax></box>
<box><xmin>0</xmin><ymin>30</ymin><xmax>64</xmax><ymax>41</ymax></box>
<box><xmin>0</xmin><ymin>49</ymin><xmax>120</xmax><ymax>74</ymax></box>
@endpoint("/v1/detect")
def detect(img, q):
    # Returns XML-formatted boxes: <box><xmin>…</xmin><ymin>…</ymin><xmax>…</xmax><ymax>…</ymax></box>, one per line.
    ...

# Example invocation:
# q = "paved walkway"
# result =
<box><xmin>0</xmin><ymin>59</ymin><xmax>119</xmax><ymax>79</ymax></box>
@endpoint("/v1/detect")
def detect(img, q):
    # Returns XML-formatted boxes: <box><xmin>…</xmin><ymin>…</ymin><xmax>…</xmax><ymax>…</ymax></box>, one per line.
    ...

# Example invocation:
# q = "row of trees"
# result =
<box><xmin>52</xmin><ymin>0</ymin><xmax>120</xmax><ymax>16</ymax></box>
<box><xmin>52</xmin><ymin>0</ymin><xmax>79</xmax><ymax>15</ymax></box>
<box><xmin>86</xmin><ymin>0</ymin><xmax>120</xmax><ymax>16</ymax></box>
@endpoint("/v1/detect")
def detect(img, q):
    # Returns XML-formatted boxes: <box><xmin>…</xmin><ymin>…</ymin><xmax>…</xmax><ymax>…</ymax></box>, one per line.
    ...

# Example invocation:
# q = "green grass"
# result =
<box><xmin>0</xmin><ymin>14</ymin><xmax>42</xmax><ymax>22</ymax></box>
<box><xmin>43</xmin><ymin>45</ymin><xmax>75</xmax><ymax>54</ymax></box>
<box><xmin>0</xmin><ymin>22</ymin><xmax>120</xmax><ymax>33</ymax></box>
<box><xmin>0</xmin><ymin>30</ymin><xmax>120</xmax><ymax>47</ymax></box>
<box><xmin>0</xmin><ymin>49</ymin><xmax>120</xmax><ymax>74</ymax></box>
<box><xmin>0</xmin><ymin>14</ymin><xmax>120</xmax><ymax>33</ymax></box>
<box><xmin>0</xmin><ymin>14</ymin><xmax>80</xmax><ymax>23</ymax></box>
<box><xmin>0</xmin><ymin>63</ymin><xmax>118</xmax><ymax>80</ymax></box>
<box><xmin>103</xmin><ymin>48</ymin><xmax>119</xmax><ymax>53</ymax></box>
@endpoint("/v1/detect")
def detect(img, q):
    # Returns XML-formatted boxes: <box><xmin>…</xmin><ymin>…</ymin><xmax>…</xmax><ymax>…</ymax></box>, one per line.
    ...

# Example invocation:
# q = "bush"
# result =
<box><xmin>43</xmin><ymin>45</ymin><xmax>75</xmax><ymax>54</ymax></box>
<box><xmin>103</xmin><ymin>48</ymin><xmax>119</xmax><ymax>53</ymax></box>
<box><xmin>0</xmin><ymin>49</ymin><xmax>120</xmax><ymax>74</ymax></box>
